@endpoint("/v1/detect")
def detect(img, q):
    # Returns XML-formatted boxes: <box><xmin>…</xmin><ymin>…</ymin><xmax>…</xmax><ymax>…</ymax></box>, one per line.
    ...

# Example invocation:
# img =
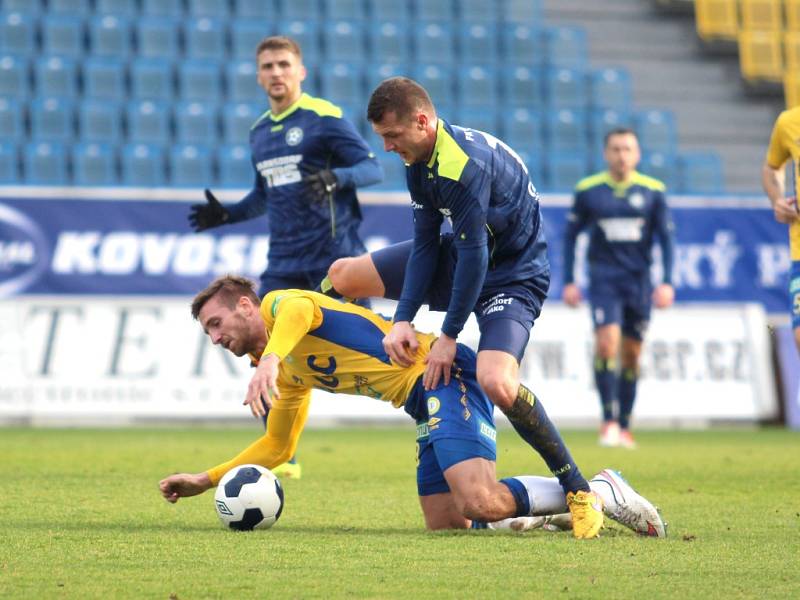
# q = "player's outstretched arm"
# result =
<box><xmin>244</xmin><ymin>354</ymin><xmax>281</xmax><ymax>418</ymax></box>
<box><xmin>159</xmin><ymin>472</ymin><xmax>212</xmax><ymax>503</ymax></box>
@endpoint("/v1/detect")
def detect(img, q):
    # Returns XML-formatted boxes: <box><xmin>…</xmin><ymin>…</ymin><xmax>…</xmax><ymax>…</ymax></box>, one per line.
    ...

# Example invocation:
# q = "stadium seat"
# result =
<box><xmin>1</xmin><ymin>0</ymin><xmax>43</xmax><ymax>14</ymax></box>
<box><xmin>590</xmin><ymin>68</ymin><xmax>632</xmax><ymax>112</ymax></box>
<box><xmin>231</xmin><ymin>19</ymin><xmax>272</xmax><ymax>60</ymax></box>
<box><xmin>410</xmin><ymin>64</ymin><xmax>455</xmax><ymax>107</ymax></box>
<box><xmin>127</xmin><ymin>100</ymin><xmax>172</xmax><ymax>144</ymax></box>
<box><xmin>740</xmin><ymin>0</ymin><xmax>782</xmax><ymax>30</ymax></box>
<box><xmin>95</xmin><ymin>0</ymin><xmax>138</xmax><ymax>17</ymax></box>
<box><xmin>0</xmin><ymin>55</ymin><xmax>27</xmax><ymax>100</ymax></box>
<box><xmin>0</xmin><ymin>11</ymin><xmax>35</xmax><ymax>55</ymax></box>
<box><xmin>136</xmin><ymin>17</ymin><xmax>181</xmax><ymax>58</ymax></box>
<box><xmin>234</xmin><ymin>0</ymin><xmax>277</xmax><ymax>18</ymax></box>
<box><xmin>784</xmin><ymin>31</ymin><xmax>800</xmax><ymax>72</ymax></box>
<box><xmin>544</xmin><ymin>26</ymin><xmax>588</xmax><ymax>69</ymax></box>
<box><xmin>503</xmin><ymin>0</ymin><xmax>544</xmax><ymax>24</ymax></box>
<box><xmin>277</xmin><ymin>21</ymin><xmax>321</xmax><ymax>65</ymax></box>
<box><xmin>187</xmin><ymin>0</ymin><xmax>231</xmax><ymax>18</ymax></box>
<box><xmin>500</xmin><ymin>107</ymin><xmax>544</xmax><ymax>154</ymax></box>
<box><xmin>72</xmin><ymin>142</ymin><xmax>117</xmax><ymax>186</ymax></box>
<box><xmin>501</xmin><ymin>23</ymin><xmax>546</xmax><ymax>66</ymax></box>
<box><xmin>413</xmin><ymin>22</ymin><xmax>456</xmax><ymax>65</ymax></box>
<box><xmin>368</xmin><ymin>0</ymin><xmax>411</xmax><ymax>23</ymax></box>
<box><xmin>788</xmin><ymin>0</ymin><xmax>800</xmax><ymax>31</ymax></box>
<box><xmin>679</xmin><ymin>152</ymin><xmax>724</xmax><ymax>194</ymax></box>
<box><xmin>457</xmin><ymin>65</ymin><xmax>499</xmax><ymax>107</ymax></box>
<box><xmin>222</xmin><ymin>101</ymin><xmax>263</xmax><ymax>144</ymax></box>
<box><xmin>34</xmin><ymin>56</ymin><xmax>78</xmax><ymax>98</ymax></box>
<box><xmin>141</xmin><ymin>0</ymin><xmax>182</xmax><ymax>16</ymax></box>
<box><xmin>513</xmin><ymin>147</ymin><xmax>543</xmax><ymax>187</ymax></box>
<box><xmin>170</xmin><ymin>143</ymin><xmax>213</xmax><ymax>187</ymax></box>
<box><xmin>226</xmin><ymin>60</ymin><xmax>261</xmax><ymax>103</ymax></box>
<box><xmin>41</xmin><ymin>14</ymin><xmax>85</xmax><ymax>58</ymax></box>
<box><xmin>174</xmin><ymin>101</ymin><xmax>219</xmax><ymax>145</ymax></box>
<box><xmin>457</xmin><ymin>23</ymin><xmax>499</xmax><ymax>65</ymax></box>
<box><xmin>184</xmin><ymin>18</ymin><xmax>226</xmax><ymax>60</ymax></box>
<box><xmin>634</xmin><ymin>109</ymin><xmax>678</xmax><ymax>155</ymax></box>
<box><xmin>544</xmin><ymin>151</ymin><xmax>591</xmax><ymax>192</ymax></box>
<box><xmin>545</xmin><ymin>67</ymin><xmax>589</xmax><ymax>110</ymax></box>
<box><xmin>0</xmin><ymin>98</ymin><xmax>23</xmax><ymax>142</ymax></box>
<box><xmin>178</xmin><ymin>59</ymin><xmax>223</xmax><ymax>103</ymax></box>
<box><xmin>640</xmin><ymin>152</ymin><xmax>678</xmax><ymax>190</ymax></box>
<box><xmin>30</xmin><ymin>97</ymin><xmax>74</xmax><ymax>142</ymax></box>
<box><xmin>121</xmin><ymin>142</ymin><xmax>166</xmax><ymax>186</ymax></box>
<box><xmin>374</xmin><ymin>156</ymin><xmax>407</xmax><ymax>191</ymax></box>
<box><xmin>23</xmin><ymin>141</ymin><xmax>68</xmax><ymax>185</ymax></box>
<box><xmin>365</xmin><ymin>62</ymin><xmax>405</xmax><ymax>95</ymax></box>
<box><xmin>88</xmin><ymin>15</ymin><xmax>132</xmax><ymax>58</ymax></box>
<box><xmin>49</xmin><ymin>0</ymin><xmax>89</xmax><ymax>12</ymax></box>
<box><xmin>78</xmin><ymin>99</ymin><xmax>123</xmax><ymax>144</ymax></box>
<box><xmin>694</xmin><ymin>0</ymin><xmax>739</xmax><ymax>41</ymax></box>
<box><xmin>323</xmin><ymin>0</ymin><xmax>366</xmax><ymax>21</ymax></box>
<box><xmin>281</xmin><ymin>0</ymin><xmax>321</xmax><ymax>21</ymax></box>
<box><xmin>368</xmin><ymin>21</ymin><xmax>410</xmax><ymax>64</ymax></box>
<box><xmin>460</xmin><ymin>0</ymin><xmax>499</xmax><ymax>22</ymax></box>
<box><xmin>130</xmin><ymin>58</ymin><xmax>175</xmax><ymax>101</ymax></box>
<box><xmin>0</xmin><ymin>142</ymin><xmax>20</xmax><ymax>183</ymax></box>
<box><xmin>319</xmin><ymin>62</ymin><xmax>364</xmax><ymax>107</ymax></box>
<box><xmin>415</xmin><ymin>0</ymin><xmax>454</xmax><ymax>22</ymax></box>
<box><xmin>785</xmin><ymin>71</ymin><xmax>800</xmax><ymax>109</ymax></box>
<box><xmin>218</xmin><ymin>144</ymin><xmax>253</xmax><ymax>188</ymax></box>
<box><xmin>738</xmin><ymin>30</ymin><xmax>783</xmax><ymax>82</ymax></box>
<box><xmin>546</xmin><ymin>108</ymin><xmax>589</xmax><ymax>153</ymax></box>
<box><xmin>83</xmin><ymin>57</ymin><xmax>126</xmax><ymax>101</ymax></box>
<box><xmin>323</xmin><ymin>20</ymin><xmax>366</xmax><ymax>62</ymax></box>
<box><xmin>454</xmin><ymin>106</ymin><xmax>499</xmax><ymax>136</ymax></box>
<box><xmin>500</xmin><ymin>64</ymin><xmax>544</xmax><ymax>109</ymax></box>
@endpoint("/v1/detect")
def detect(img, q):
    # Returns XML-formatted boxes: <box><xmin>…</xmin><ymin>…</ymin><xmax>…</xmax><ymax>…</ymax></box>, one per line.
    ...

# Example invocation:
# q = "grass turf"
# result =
<box><xmin>1</xmin><ymin>427</ymin><xmax>798</xmax><ymax>599</ymax></box>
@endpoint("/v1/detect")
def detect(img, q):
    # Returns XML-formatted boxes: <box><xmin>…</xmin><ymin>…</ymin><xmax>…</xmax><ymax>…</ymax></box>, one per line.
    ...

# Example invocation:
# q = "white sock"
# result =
<box><xmin>509</xmin><ymin>475</ymin><xmax>569</xmax><ymax>516</ymax></box>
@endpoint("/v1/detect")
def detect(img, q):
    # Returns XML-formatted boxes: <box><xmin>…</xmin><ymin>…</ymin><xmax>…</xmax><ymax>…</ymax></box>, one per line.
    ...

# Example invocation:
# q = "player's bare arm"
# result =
<box><xmin>383</xmin><ymin>321</ymin><xmax>419</xmax><ymax>367</ymax></box>
<box><xmin>423</xmin><ymin>333</ymin><xmax>456</xmax><ymax>390</ymax></box>
<box><xmin>159</xmin><ymin>472</ymin><xmax>212</xmax><ymax>504</ymax></box>
<box><xmin>761</xmin><ymin>161</ymin><xmax>798</xmax><ymax>224</ymax></box>
<box><xmin>245</xmin><ymin>353</ymin><xmax>281</xmax><ymax>418</ymax></box>
<box><xmin>562</xmin><ymin>283</ymin><xmax>582</xmax><ymax>307</ymax></box>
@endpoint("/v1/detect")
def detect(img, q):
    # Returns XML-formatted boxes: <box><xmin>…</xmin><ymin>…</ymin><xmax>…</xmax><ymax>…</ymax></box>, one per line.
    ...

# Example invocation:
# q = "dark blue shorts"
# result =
<box><xmin>790</xmin><ymin>261</ymin><xmax>800</xmax><ymax>329</ymax></box>
<box><xmin>588</xmin><ymin>273</ymin><xmax>652</xmax><ymax>341</ymax></box>
<box><xmin>371</xmin><ymin>235</ymin><xmax>548</xmax><ymax>362</ymax></box>
<box><xmin>404</xmin><ymin>344</ymin><xmax>498</xmax><ymax>496</ymax></box>
<box><xmin>260</xmin><ymin>269</ymin><xmax>370</xmax><ymax>308</ymax></box>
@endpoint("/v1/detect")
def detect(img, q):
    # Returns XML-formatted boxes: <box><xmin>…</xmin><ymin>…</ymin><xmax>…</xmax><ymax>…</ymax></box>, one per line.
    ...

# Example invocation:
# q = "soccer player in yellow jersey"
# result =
<box><xmin>158</xmin><ymin>276</ymin><xmax>666</xmax><ymax>537</ymax></box>
<box><xmin>762</xmin><ymin>106</ymin><xmax>800</xmax><ymax>355</ymax></box>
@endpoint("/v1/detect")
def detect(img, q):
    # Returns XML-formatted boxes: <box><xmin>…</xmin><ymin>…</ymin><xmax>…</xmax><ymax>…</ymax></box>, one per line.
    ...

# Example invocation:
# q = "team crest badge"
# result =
<box><xmin>628</xmin><ymin>192</ymin><xmax>645</xmax><ymax>209</ymax></box>
<box><xmin>427</xmin><ymin>397</ymin><xmax>440</xmax><ymax>415</ymax></box>
<box><xmin>286</xmin><ymin>127</ymin><xmax>303</xmax><ymax>146</ymax></box>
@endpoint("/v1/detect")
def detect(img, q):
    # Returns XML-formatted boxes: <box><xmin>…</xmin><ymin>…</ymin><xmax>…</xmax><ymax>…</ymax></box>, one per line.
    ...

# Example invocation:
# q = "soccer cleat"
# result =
<box><xmin>566</xmin><ymin>490</ymin><xmax>604</xmax><ymax>539</ymax></box>
<box><xmin>541</xmin><ymin>513</ymin><xmax>573</xmax><ymax>532</ymax></box>
<box><xmin>590</xmin><ymin>469</ymin><xmax>666</xmax><ymax>537</ymax></box>
<box><xmin>487</xmin><ymin>516</ymin><xmax>545</xmax><ymax>531</ymax></box>
<box><xmin>271</xmin><ymin>461</ymin><xmax>302</xmax><ymax>480</ymax></box>
<box><xmin>618</xmin><ymin>429</ymin><xmax>637</xmax><ymax>449</ymax></box>
<box><xmin>599</xmin><ymin>421</ymin><xmax>620</xmax><ymax>447</ymax></box>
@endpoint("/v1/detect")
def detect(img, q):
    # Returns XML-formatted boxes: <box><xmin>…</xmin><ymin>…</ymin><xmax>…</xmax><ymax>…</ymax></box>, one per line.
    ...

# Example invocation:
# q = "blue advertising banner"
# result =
<box><xmin>0</xmin><ymin>190</ymin><xmax>793</xmax><ymax>314</ymax></box>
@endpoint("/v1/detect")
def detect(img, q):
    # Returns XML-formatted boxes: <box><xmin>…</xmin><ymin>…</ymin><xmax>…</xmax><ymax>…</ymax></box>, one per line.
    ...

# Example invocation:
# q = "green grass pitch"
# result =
<box><xmin>1</xmin><ymin>427</ymin><xmax>798</xmax><ymax>599</ymax></box>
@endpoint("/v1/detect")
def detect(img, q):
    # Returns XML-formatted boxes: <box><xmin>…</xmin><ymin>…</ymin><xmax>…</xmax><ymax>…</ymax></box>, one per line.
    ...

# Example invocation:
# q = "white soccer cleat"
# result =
<box><xmin>598</xmin><ymin>421</ymin><xmax>620</xmax><ymax>447</ymax></box>
<box><xmin>487</xmin><ymin>517</ymin><xmax>545</xmax><ymax>531</ymax></box>
<box><xmin>590</xmin><ymin>469</ymin><xmax>666</xmax><ymax>537</ymax></box>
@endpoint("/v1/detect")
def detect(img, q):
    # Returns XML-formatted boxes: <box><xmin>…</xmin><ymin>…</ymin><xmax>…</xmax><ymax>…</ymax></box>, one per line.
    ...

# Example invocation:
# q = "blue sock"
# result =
<box><xmin>470</xmin><ymin>520</ymin><xmax>488</xmax><ymax>529</ymax></box>
<box><xmin>500</xmin><ymin>477</ymin><xmax>531</xmax><ymax>517</ymax></box>
<box><xmin>593</xmin><ymin>357</ymin><xmax>617</xmax><ymax>422</ymax></box>
<box><xmin>618</xmin><ymin>367</ymin><xmax>638</xmax><ymax>430</ymax></box>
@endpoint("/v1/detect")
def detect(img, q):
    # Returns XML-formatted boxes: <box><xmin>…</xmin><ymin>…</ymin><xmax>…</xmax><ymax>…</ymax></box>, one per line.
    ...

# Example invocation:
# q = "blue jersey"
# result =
<box><xmin>563</xmin><ymin>171</ymin><xmax>674</xmax><ymax>285</ymax></box>
<box><xmin>395</xmin><ymin>119</ymin><xmax>549</xmax><ymax>338</ymax></box>
<box><xmin>226</xmin><ymin>93</ymin><xmax>382</xmax><ymax>274</ymax></box>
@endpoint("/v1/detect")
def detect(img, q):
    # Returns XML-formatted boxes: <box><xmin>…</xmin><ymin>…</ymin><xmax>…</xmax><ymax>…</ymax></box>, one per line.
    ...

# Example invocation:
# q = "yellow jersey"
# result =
<box><xmin>207</xmin><ymin>290</ymin><xmax>436</xmax><ymax>484</ymax></box>
<box><xmin>766</xmin><ymin>107</ymin><xmax>800</xmax><ymax>260</ymax></box>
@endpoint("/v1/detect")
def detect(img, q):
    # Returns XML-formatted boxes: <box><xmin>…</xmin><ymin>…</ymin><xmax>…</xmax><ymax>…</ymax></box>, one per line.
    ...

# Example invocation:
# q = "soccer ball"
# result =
<box><xmin>214</xmin><ymin>464</ymin><xmax>284</xmax><ymax>531</ymax></box>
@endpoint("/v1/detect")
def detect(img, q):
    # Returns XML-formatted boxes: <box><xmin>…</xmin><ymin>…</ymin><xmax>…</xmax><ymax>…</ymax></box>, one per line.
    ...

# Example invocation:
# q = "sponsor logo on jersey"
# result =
<box><xmin>285</xmin><ymin>127</ymin><xmax>303</xmax><ymax>146</ymax></box>
<box><xmin>598</xmin><ymin>217</ymin><xmax>645</xmax><ymax>242</ymax></box>
<box><xmin>628</xmin><ymin>192</ymin><xmax>645</xmax><ymax>209</ymax></box>
<box><xmin>256</xmin><ymin>154</ymin><xmax>303</xmax><ymax>187</ymax></box>
<box><xmin>479</xmin><ymin>420</ymin><xmax>497</xmax><ymax>442</ymax></box>
<box><xmin>0</xmin><ymin>203</ymin><xmax>49</xmax><ymax>297</ymax></box>
<box><xmin>427</xmin><ymin>396</ymin><xmax>440</xmax><ymax>415</ymax></box>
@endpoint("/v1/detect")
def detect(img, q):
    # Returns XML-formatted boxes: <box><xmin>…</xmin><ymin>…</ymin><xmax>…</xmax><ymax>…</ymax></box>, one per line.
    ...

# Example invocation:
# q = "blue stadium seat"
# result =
<box><xmin>0</xmin><ymin>55</ymin><xmax>28</xmax><ymax>100</ymax></box>
<box><xmin>319</xmin><ymin>62</ymin><xmax>364</xmax><ymax>106</ymax></box>
<box><xmin>500</xmin><ymin>23</ymin><xmax>545</xmax><ymax>67</ymax></box>
<box><xmin>78</xmin><ymin>99</ymin><xmax>123</xmax><ymax>144</ymax></box>
<box><xmin>178</xmin><ymin>59</ymin><xmax>223</xmax><ymax>103</ymax></box>
<box><xmin>130</xmin><ymin>58</ymin><xmax>175</xmax><ymax>101</ymax></box>
<box><xmin>121</xmin><ymin>142</ymin><xmax>166</xmax><ymax>186</ymax></box>
<box><xmin>141</xmin><ymin>0</ymin><xmax>182</xmax><ymax>17</ymax></box>
<box><xmin>634</xmin><ymin>108</ymin><xmax>678</xmax><ymax>155</ymax></box>
<box><xmin>365</xmin><ymin>62</ymin><xmax>404</xmax><ymax>96</ymax></box>
<box><xmin>368</xmin><ymin>0</ymin><xmax>411</xmax><ymax>22</ymax></box>
<box><xmin>188</xmin><ymin>0</ymin><xmax>231</xmax><ymax>17</ymax></box>
<box><xmin>175</xmin><ymin>101</ymin><xmax>219</xmax><ymax>145</ymax></box>
<box><xmin>323</xmin><ymin>20</ymin><xmax>366</xmax><ymax>62</ymax></box>
<box><xmin>0</xmin><ymin>11</ymin><xmax>36</xmax><ymax>55</ymax></box>
<box><xmin>546</xmin><ymin>108</ymin><xmax>588</xmax><ymax>153</ymax></box>
<box><xmin>679</xmin><ymin>152</ymin><xmax>724</xmax><ymax>194</ymax></box>
<box><xmin>226</xmin><ymin>60</ymin><xmax>261</xmax><ymax>103</ymax></box>
<box><xmin>127</xmin><ymin>100</ymin><xmax>171</xmax><ymax>144</ymax></box>
<box><xmin>640</xmin><ymin>152</ymin><xmax>678</xmax><ymax>191</ymax></box>
<box><xmin>368</xmin><ymin>21</ymin><xmax>410</xmax><ymax>64</ymax></box>
<box><xmin>231</xmin><ymin>19</ymin><xmax>272</xmax><ymax>60</ymax></box>
<box><xmin>374</xmin><ymin>156</ymin><xmax>406</xmax><ymax>190</ymax></box>
<box><xmin>49</xmin><ymin>0</ymin><xmax>89</xmax><ymax>12</ymax></box>
<box><xmin>136</xmin><ymin>17</ymin><xmax>180</xmax><ymax>58</ymax></box>
<box><xmin>96</xmin><ymin>0</ymin><xmax>138</xmax><ymax>17</ymax></box>
<box><xmin>41</xmin><ymin>14</ymin><xmax>85</xmax><ymax>58</ymax></box>
<box><xmin>545</xmin><ymin>151</ymin><xmax>591</xmax><ymax>192</ymax></box>
<box><xmin>590</xmin><ymin>67</ymin><xmax>632</xmax><ymax>112</ymax></box>
<box><xmin>72</xmin><ymin>142</ymin><xmax>117</xmax><ymax>186</ymax></box>
<box><xmin>0</xmin><ymin>142</ymin><xmax>20</xmax><ymax>183</ymax></box>
<box><xmin>457</xmin><ymin>64</ymin><xmax>499</xmax><ymax>107</ymax></box>
<box><xmin>460</xmin><ymin>0</ymin><xmax>499</xmax><ymax>22</ymax></box>
<box><xmin>589</xmin><ymin>108</ymin><xmax>633</xmax><ymax>165</ymax></box>
<box><xmin>30</xmin><ymin>97</ymin><xmax>74</xmax><ymax>142</ymax></box>
<box><xmin>323</xmin><ymin>0</ymin><xmax>366</xmax><ymax>21</ymax></box>
<box><xmin>544</xmin><ymin>67</ymin><xmax>589</xmax><ymax>110</ymax></box>
<box><xmin>500</xmin><ymin>107</ymin><xmax>544</xmax><ymax>153</ymax></box>
<box><xmin>457</xmin><ymin>23</ymin><xmax>498</xmax><ymax>64</ymax></box>
<box><xmin>83</xmin><ymin>57</ymin><xmax>126</xmax><ymax>101</ymax></box>
<box><xmin>413</xmin><ymin>22</ymin><xmax>455</xmax><ymax>65</ymax></box>
<box><xmin>184</xmin><ymin>18</ymin><xmax>226</xmax><ymax>60</ymax></box>
<box><xmin>415</xmin><ymin>0</ymin><xmax>454</xmax><ymax>21</ymax></box>
<box><xmin>500</xmin><ymin>64</ymin><xmax>544</xmax><ymax>109</ymax></box>
<box><xmin>1</xmin><ymin>0</ymin><xmax>43</xmax><ymax>14</ymax></box>
<box><xmin>503</xmin><ymin>0</ymin><xmax>544</xmax><ymax>24</ymax></box>
<box><xmin>0</xmin><ymin>98</ymin><xmax>23</xmax><ymax>142</ymax></box>
<box><xmin>454</xmin><ymin>106</ymin><xmax>499</xmax><ymax>136</ymax></box>
<box><xmin>234</xmin><ymin>0</ymin><xmax>277</xmax><ymax>18</ymax></box>
<box><xmin>410</xmin><ymin>63</ymin><xmax>454</xmax><ymax>107</ymax></box>
<box><xmin>218</xmin><ymin>144</ymin><xmax>253</xmax><ymax>187</ymax></box>
<box><xmin>170</xmin><ymin>143</ymin><xmax>213</xmax><ymax>187</ymax></box>
<box><xmin>277</xmin><ymin>21</ymin><xmax>321</xmax><ymax>64</ymax></box>
<box><xmin>514</xmin><ymin>147</ymin><xmax>544</xmax><ymax>188</ymax></box>
<box><xmin>88</xmin><ymin>15</ymin><xmax>132</xmax><ymax>58</ymax></box>
<box><xmin>24</xmin><ymin>141</ymin><xmax>68</xmax><ymax>185</ymax></box>
<box><xmin>34</xmin><ymin>56</ymin><xmax>78</xmax><ymax>98</ymax></box>
<box><xmin>281</xmin><ymin>0</ymin><xmax>321</xmax><ymax>21</ymax></box>
<box><xmin>544</xmin><ymin>26</ymin><xmax>588</xmax><ymax>69</ymax></box>
<box><xmin>222</xmin><ymin>101</ymin><xmax>263</xmax><ymax>144</ymax></box>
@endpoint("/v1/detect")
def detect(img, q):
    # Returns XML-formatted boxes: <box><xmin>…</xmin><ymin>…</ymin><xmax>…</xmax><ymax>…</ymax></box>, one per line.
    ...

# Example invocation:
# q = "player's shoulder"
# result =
<box><xmin>775</xmin><ymin>106</ymin><xmax>800</xmax><ymax>130</ymax></box>
<box><xmin>297</xmin><ymin>93</ymin><xmax>344</xmax><ymax>119</ymax></box>
<box><xmin>262</xmin><ymin>289</ymin><xmax>316</xmax><ymax>316</ymax></box>
<box><xmin>574</xmin><ymin>171</ymin><xmax>612</xmax><ymax>193</ymax></box>
<box><xmin>630</xmin><ymin>171</ymin><xmax>667</xmax><ymax>193</ymax></box>
<box><xmin>435</xmin><ymin>120</ymin><xmax>471</xmax><ymax>182</ymax></box>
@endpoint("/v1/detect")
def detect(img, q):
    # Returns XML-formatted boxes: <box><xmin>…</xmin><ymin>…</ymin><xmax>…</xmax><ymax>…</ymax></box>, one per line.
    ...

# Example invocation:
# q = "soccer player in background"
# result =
<box><xmin>762</xmin><ymin>106</ymin><xmax>800</xmax><ymax>357</ymax></box>
<box><xmin>158</xmin><ymin>276</ymin><xmax>667</xmax><ymax>538</ymax></box>
<box><xmin>319</xmin><ymin>77</ymin><xmax>600</xmax><ymax>518</ymax></box>
<box><xmin>186</xmin><ymin>36</ymin><xmax>383</xmax><ymax>479</ymax></box>
<box><xmin>562</xmin><ymin>128</ymin><xmax>675</xmax><ymax>449</ymax></box>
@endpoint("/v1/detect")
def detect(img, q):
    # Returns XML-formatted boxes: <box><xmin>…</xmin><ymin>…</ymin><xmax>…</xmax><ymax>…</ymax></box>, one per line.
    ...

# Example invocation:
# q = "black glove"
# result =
<box><xmin>302</xmin><ymin>169</ymin><xmax>338</xmax><ymax>202</ymax></box>
<box><xmin>188</xmin><ymin>189</ymin><xmax>229</xmax><ymax>232</ymax></box>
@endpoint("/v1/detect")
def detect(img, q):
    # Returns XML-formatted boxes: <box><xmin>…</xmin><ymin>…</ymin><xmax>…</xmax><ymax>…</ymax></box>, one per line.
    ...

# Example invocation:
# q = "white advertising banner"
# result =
<box><xmin>0</xmin><ymin>297</ymin><xmax>778</xmax><ymax>426</ymax></box>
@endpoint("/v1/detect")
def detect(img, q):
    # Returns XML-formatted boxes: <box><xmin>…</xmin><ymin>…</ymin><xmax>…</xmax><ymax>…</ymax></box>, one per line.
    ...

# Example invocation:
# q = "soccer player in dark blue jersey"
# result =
<box><xmin>319</xmin><ymin>77</ymin><xmax>602</xmax><ymax>536</ymax></box>
<box><xmin>562</xmin><ymin>128</ymin><xmax>675</xmax><ymax>449</ymax></box>
<box><xmin>187</xmin><ymin>36</ymin><xmax>383</xmax><ymax>479</ymax></box>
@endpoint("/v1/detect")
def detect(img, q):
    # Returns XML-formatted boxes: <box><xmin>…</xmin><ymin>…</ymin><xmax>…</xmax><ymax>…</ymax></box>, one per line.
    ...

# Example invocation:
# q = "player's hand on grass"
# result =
<box><xmin>424</xmin><ymin>334</ymin><xmax>456</xmax><ymax>390</ymax></box>
<box><xmin>562</xmin><ymin>283</ymin><xmax>582</xmax><ymax>307</ymax></box>
<box><xmin>383</xmin><ymin>321</ymin><xmax>419</xmax><ymax>367</ymax></box>
<box><xmin>245</xmin><ymin>354</ymin><xmax>281</xmax><ymax>418</ymax></box>
<box><xmin>188</xmin><ymin>189</ymin><xmax>230</xmax><ymax>231</ymax></box>
<box><xmin>653</xmin><ymin>283</ymin><xmax>675</xmax><ymax>309</ymax></box>
<box><xmin>302</xmin><ymin>169</ymin><xmax>338</xmax><ymax>202</ymax></box>
<box><xmin>159</xmin><ymin>472</ymin><xmax>212</xmax><ymax>503</ymax></box>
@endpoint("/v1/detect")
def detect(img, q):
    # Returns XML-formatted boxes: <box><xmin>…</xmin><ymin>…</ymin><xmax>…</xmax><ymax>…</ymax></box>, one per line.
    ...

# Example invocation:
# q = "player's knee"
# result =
<box><xmin>478</xmin><ymin>371</ymin><xmax>517</xmax><ymax>410</ymax></box>
<box><xmin>327</xmin><ymin>258</ymin><xmax>356</xmax><ymax>297</ymax></box>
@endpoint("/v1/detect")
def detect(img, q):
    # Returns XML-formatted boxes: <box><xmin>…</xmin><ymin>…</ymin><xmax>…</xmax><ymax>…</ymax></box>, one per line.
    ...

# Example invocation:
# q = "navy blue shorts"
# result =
<box><xmin>404</xmin><ymin>344</ymin><xmax>498</xmax><ymax>496</ymax></box>
<box><xmin>589</xmin><ymin>273</ymin><xmax>652</xmax><ymax>341</ymax></box>
<box><xmin>790</xmin><ymin>260</ymin><xmax>800</xmax><ymax>329</ymax></box>
<box><xmin>372</xmin><ymin>235</ymin><xmax>548</xmax><ymax>362</ymax></box>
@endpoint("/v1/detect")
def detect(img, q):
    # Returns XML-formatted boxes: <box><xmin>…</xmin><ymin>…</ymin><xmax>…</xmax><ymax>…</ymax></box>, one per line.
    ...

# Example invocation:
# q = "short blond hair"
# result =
<box><xmin>191</xmin><ymin>275</ymin><xmax>260</xmax><ymax>320</ymax></box>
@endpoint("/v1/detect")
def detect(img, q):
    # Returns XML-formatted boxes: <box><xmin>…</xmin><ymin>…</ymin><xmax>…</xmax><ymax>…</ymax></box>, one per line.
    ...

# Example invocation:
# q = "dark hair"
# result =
<box><xmin>255</xmin><ymin>36</ymin><xmax>302</xmax><ymax>60</ymax></box>
<box><xmin>191</xmin><ymin>275</ymin><xmax>260</xmax><ymax>320</ymax></box>
<box><xmin>603</xmin><ymin>127</ymin><xmax>638</xmax><ymax>148</ymax></box>
<box><xmin>367</xmin><ymin>77</ymin><xmax>435</xmax><ymax>123</ymax></box>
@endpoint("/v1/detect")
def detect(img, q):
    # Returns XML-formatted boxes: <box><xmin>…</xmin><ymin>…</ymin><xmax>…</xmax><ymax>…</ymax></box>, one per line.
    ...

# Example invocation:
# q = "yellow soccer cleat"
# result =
<box><xmin>272</xmin><ymin>461</ymin><xmax>302</xmax><ymax>480</ymax></box>
<box><xmin>566</xmin><ymin>490</ymin><xmax>604</xmax><ymax>539</ymax></box>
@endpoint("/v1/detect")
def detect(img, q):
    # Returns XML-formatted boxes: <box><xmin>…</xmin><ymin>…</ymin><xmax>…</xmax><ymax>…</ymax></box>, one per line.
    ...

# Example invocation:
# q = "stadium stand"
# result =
<box><xmin>0</xmin><ymin>141</ymin><xmax>19</xmax><ymax>183</ymax></box>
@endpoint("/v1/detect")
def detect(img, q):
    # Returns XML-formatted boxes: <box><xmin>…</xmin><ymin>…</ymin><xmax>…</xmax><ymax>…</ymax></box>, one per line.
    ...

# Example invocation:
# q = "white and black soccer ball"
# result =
<box><xmin>214</xmin><ymin>464</ymin><xmax>284</xmax><ymax>531</ymax></box>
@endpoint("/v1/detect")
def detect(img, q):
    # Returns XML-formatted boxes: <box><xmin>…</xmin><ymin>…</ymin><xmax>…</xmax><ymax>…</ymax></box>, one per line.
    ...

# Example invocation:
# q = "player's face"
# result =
<box><xmin>371</xmin><ymin>110</ymin><xmax>433</xmax><ymax>164</ymax></box>
<box><xmin>256</xmin><ymin>48</ymin><xmax>306</xmax><ymax>108</ymax></box>
<box><xmin>198</xmin><ymin>295</ymin><xmax>256</xmax><ymax>358</ymax></box>
<box><xmin>604</xmin><ymin>133</ymin><xmax>641</xmax><ymax>180</ymax></box>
